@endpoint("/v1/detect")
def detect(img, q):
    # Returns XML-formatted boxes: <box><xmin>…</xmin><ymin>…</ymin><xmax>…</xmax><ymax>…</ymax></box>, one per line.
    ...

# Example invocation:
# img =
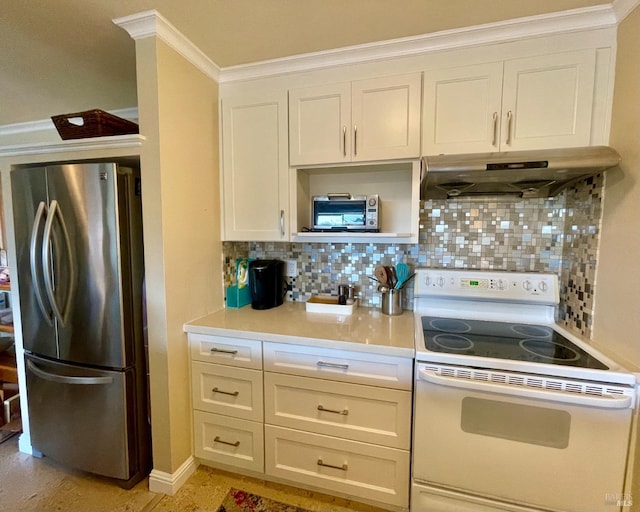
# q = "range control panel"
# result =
<box><xmin>414</xmin><ymin>269</ymin><xmax>559</xmax><ymax>304</ymax></box>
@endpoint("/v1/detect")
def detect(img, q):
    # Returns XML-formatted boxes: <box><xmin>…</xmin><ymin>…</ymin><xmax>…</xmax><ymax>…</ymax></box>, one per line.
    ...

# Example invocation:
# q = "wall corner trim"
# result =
<box><xmin>113</xmin><ymin>10</ymin><xmax>221</xmax><ymax>83</ymax></box>
<box><xmin>613</xmin><ymin>0</ymin><xmax>640</xmax><ymax>21</ymax></box>
<box><xmin>148</xmin><ymin>456</ymin><xmax>199</xmax><ymax>495</ymax></box>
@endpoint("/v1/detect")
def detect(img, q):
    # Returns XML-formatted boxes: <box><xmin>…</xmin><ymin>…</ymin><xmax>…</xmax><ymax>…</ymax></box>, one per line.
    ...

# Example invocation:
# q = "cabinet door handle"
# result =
<box><xmin>214</xmin><ymin>436</ymin><xmax>240</xmax><ymax>447</ymax></box>
<box><xmin>317</xmin><ymin>361</ymin><xmax>349</xmax><ymax>370</ymax></box>
<box><xmin>491</xmin><ymin>112</ymin><xmax>498</xmax><ymax>147</ymax></box>
<box><xmin>317</xmin><ymin>404</ymin><xmax>349</xmax><ymax>415</ymax></box>
<box><xmin>210</xmin><ymin>347</ymin><xmax>239</xmax><ymax>355</ymax></box>
<box><xmin>342</xmin><ymin>126</ymin><xmax>347</xmax><ymax>157</ymax></box>
<box><xmin>280</xmin><ymin>209</ymin><xmax>285</xmax><ymax>238</ymax></box>
<box><xmin>353</xmin><ymin>125</ymin><xmax>358</xmax><ymax>156</ymax></box>
<box><xmin>317</xmin><ymin>459</ymin><xmax>348</xmax><ymax>471</ymax></box>
<box><xmin>505</xmin><ymin>110</ymin><xmax>513</xmax><ymax>145</ymax></box>
<box><xmin>212</xmin><ymin>387</ymin><xmax>239</xmax><ymax>397</ymax></box>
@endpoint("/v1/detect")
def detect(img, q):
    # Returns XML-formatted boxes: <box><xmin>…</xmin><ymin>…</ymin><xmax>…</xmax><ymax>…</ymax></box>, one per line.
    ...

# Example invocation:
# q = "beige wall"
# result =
<box><xmin>593</xmin><ymin>6</ymin><xmax>640</xmax><ymax>369</ymax></box>
<box><xmin>135</xmin><ymin>36</ymin><xmax>221</xmax><ymax>475</ymax></box>
<box><xmin>594</xmin><ymin>8</ymin><xmax>640</xmax><ymax>508</ymax></box>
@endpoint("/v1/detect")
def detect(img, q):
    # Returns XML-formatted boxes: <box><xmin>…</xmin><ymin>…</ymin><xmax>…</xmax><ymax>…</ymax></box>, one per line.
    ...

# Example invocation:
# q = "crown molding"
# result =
<box><xmin>113</xmin><ymin>10</ymin><xmax>221</xmax><ymax>83</ymax></box>
<box><xmin>219</xmin><ymin>4</ymin><xmax>620</xmax><ymax>83</ymax></box>
<box><xmin>111</xmin><ymin>2</ymin><xmax>638</xmax><ymax>86</ymax></box>
<box><xmin>0</xmin><ymin>134</ymin><xmax>145</xmax><ymax>158</ymax></box>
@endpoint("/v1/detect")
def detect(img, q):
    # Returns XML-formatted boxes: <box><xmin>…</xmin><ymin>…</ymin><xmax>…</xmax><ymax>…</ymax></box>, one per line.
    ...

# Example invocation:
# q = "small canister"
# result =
<box><xmin>381</xmin><ymin>288</ymin><xmax>403</xmax><ymax>316</ymax></box>
<box><xmin>347</xmin><ymin>284</ymin><xmax>356</xmax><ymax>304</ymax></box>
<box><xmin>338</xmin><ymin>284</ymin><xmax>348</xmax><ymax>305</ymax></box>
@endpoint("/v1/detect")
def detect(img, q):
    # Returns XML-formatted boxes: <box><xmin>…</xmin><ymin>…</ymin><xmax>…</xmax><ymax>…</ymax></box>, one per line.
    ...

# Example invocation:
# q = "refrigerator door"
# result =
<box><xmin>46</xmin><ymin>163</ymin><xmax>132</xmax><ymax>368</ymax></box>
<box><xmin>11</xmin><ymin>168</ymin><xmax>58</xmax><ymax>358</ymax></box>
<box><xmin>25</xmin><ymin>354</ymin><xmax>138</xmax><ymax>480</ymax></box>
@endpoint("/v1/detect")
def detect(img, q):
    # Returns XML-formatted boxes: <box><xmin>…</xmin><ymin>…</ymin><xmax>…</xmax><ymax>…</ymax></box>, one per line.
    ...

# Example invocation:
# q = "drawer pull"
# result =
<box><xmin>317</xmin><ymin>361</ymin><xmax>349</xmax><ymax>370</ymax></box>
<box><xmin>214</xmin><ymin>436</ymin><xmax>240</xmax><ymax>447</ymax></box>
<box><xmin>212</xmin><ymin>387</ymin><xmax>239</xmax><ymax>397</ymax></box>
<box><xmin>317</xmin><ymin>404</ymin><xmax>349</xmax><ymax>415</ymax></box>
<box><xmin>210</xmin><ymin>347</ymin><xmax>239</xmax><ymax>355</ymax></box>
<box><xmin>317</xmin><ymin>459</ymin><xmax>348</xmax><ymax>471</ymax></box>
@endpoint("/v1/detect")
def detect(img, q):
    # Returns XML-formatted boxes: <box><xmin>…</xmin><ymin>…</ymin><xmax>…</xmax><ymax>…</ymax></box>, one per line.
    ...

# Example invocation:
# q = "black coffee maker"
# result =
<box><xmin>249</xmin><ymin>259</ymin><xmax>286</xmax><ymax>310</ymax></box>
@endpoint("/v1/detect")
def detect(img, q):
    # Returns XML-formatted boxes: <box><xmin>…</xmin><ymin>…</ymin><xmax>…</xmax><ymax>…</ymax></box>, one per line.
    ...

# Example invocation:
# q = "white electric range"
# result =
<box><xmin>411</xmin><ymin>268</ymin><xmax>637</xmax><ymax>512</ymax></box>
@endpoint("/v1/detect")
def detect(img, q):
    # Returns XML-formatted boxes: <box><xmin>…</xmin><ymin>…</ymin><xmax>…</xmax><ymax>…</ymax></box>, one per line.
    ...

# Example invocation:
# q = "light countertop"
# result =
<box><xmin>184</xmin><ymin>301</ymin><xmax>415</xmax><ymax>357</ymax></box>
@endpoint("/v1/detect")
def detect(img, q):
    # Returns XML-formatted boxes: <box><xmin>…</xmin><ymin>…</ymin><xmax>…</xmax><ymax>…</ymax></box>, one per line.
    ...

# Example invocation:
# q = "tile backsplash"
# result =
<box><xmin>223</xmin><ymin>174</ymin><xmax>604</xmax><ymax>339</ymax></box>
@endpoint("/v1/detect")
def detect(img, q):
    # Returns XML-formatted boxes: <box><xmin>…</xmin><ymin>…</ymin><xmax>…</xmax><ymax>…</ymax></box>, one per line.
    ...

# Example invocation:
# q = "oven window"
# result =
<box><xmin>460</xmin><ymin>397</ymin><xmax>571</xmax><ymax>449</ymax></box>
<box><xmin>314</xmin><ymin>201</ymin><xmax>365</xmax><ymax>227</ymax></box>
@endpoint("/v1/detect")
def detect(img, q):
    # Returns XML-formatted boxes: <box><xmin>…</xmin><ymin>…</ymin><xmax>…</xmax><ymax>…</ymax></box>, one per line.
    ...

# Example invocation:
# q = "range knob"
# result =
<box><xmin>496</xmin><ymin>279</ymin><xmax>506</xmax><ymax>291</ymax></box>
<box><xmin>539</xmin><ymin>281</ymin><xmax>549</xmax><ymax>292</ymax></box>
<box><xmin>522</xmin><ymin>279</ymin><xmax>533</xmax><ymax>291</ymax></box>
<box><xmin>437</xmin><ymin>276</ymin><xmax>446</xmax><ymax>288</ymax></box>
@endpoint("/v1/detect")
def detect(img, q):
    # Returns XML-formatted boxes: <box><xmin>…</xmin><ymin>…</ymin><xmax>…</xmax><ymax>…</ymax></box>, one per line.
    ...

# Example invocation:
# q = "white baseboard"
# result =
<box><xmin>148</xmin><ymin>456</ymin><xmax>199</xmax><ymax>495</ymax></box>
<box><xmin>18</xmin><ymin>432</ymin><xmax>42</xmax><ymax>457</ymax></box>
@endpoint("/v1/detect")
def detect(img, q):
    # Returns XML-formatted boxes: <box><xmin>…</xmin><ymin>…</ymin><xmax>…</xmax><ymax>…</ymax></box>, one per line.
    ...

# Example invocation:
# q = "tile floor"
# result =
<box><xmin>0</xmin><ymin>435</ymin><xmax>391</xmax><ymax>512</ymax></box>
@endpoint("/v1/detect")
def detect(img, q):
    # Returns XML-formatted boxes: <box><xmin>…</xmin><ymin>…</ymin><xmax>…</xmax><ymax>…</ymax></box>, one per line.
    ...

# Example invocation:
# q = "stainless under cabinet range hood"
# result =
<box><xmin>421</xmin><ymin>146</ymin><xmax>621</xmax><ymax>199</ymax></box>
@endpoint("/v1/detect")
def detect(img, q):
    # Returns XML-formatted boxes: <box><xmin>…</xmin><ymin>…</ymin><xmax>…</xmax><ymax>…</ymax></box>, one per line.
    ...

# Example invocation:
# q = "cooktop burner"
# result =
<box><xmin>421</xmin><ymin>316</ymin><xmax>609</xmax><ymax>370</ymax></box>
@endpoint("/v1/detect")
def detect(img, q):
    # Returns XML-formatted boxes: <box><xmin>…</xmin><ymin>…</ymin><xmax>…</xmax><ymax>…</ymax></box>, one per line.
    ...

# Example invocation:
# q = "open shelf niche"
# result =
<box><xmin>291</xmin><ymin>160</ymin><xmax>421</xmax><ymax>244</ymax></box>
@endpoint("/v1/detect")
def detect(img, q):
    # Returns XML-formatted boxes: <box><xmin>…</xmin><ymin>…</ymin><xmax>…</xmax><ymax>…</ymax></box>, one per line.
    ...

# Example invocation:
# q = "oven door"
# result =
<box><xmin>413</xmin><ymin>363</ymin><xmax>633</xmax><ymax>512</ymax></box>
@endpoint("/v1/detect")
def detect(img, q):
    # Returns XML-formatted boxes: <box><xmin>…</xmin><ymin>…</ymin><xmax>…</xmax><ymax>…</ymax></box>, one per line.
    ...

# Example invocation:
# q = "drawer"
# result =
<box><xmin>189</xmin><ymin>334</ymin><xmax>262</xmax><ymax>369</ymax></box>
<box><xmin>263</xmin><ymin>342</ymin><xmax>413</xmax><ymax>390</ymax></box>
<box><xmin>265</xmin><ymin>425</ymin><xmax>409</xmax><ymax>508</ymax></box>
<box><xmin>265</xmin><ymin>372</ymin><xmax>411</xmax><ymax>449</ymax></box>
<box><xmin>194</xmin><ymin>410</ymin><xmax>264</xmax><ymax>473</ymax></box>
<box><xmin>191</xmin><ymin>362</ymin><xmax>263</xmax><ymax>421</ymax></box>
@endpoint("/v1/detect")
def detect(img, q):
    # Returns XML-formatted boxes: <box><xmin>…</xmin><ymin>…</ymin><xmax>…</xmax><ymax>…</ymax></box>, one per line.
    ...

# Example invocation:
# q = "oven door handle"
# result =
<box><xmin>418</xmin><ymin>368</ymin><xmax>633</xmax><ymax>409</ymax></box>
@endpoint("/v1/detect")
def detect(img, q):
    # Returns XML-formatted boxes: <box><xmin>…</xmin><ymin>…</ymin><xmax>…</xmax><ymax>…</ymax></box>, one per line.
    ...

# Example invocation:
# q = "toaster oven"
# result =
<box><xmin>311</xmin><ymin>193</ymin><xmax>379</xmax><ymax>232</ymax></box>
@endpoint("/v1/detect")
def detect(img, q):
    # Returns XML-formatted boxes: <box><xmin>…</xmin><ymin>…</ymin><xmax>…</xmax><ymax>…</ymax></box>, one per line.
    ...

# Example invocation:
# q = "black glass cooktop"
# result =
<box><xmin>421</xmin><ymin>316</ymin><xmax>609</xmax><ymax>370</ymax></box>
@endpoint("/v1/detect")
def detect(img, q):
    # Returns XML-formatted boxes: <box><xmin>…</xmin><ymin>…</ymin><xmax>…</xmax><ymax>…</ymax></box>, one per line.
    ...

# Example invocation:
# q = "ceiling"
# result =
<box><xmin>0</xmin><ymin>0</ymin><xmax>612</xmax><ymax>125</ymax></box>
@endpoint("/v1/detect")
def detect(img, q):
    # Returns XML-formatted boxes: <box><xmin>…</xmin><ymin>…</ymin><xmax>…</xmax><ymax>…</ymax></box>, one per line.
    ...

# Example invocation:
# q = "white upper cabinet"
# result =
<box><xmin>221</xmin><ymin>91</ymin><xmax>289</xmax><ymax>241</ymax></box>
<box><xmin>422</xmin><ymin>49</ymin><xmax>597</xmax><ymax>155</ymax></box>
<box><xmin>289</xmin><ymin>73</ymin><xmax>422</xmax><ymax>166</ymax></box>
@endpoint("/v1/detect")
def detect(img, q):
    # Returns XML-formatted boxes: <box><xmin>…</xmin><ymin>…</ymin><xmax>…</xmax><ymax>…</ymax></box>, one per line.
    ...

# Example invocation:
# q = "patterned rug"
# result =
<box><xmin>216</xmin><ymin>488</ymin><xmax>313</xmax><ymax>512</ymax></box>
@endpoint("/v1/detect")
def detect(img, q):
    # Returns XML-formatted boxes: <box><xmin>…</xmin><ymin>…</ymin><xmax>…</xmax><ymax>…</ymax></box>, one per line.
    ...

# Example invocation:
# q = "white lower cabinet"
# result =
<box><xmin>191</xmin><ymin>361</ymin><xmax>263</xmax><ymax>421</ymax></box>
<box><xmin>265</xmin><ymin>425</ymin><xmax>410</xmax><ymax>508</ymax></box>
<box><xmin>264</xmin><ymin>372</ymin><xmax>411</xmax><ymax>449</ymax></box>
<box><xmin>194</xmin><ymin>411</ymin><xmax>264</xmax><ymax>473</ymax></box>
<box><xmin>263</xmin><ymin>341</ymin><xmax>412</xmax><ymax>509</ymax></box>
<box><xmin>189</xmin><ymin>334</ymin><xmax>264</xmax><ymax>472</ymax></box>
<box><xmin>189</xmin><ymin>335</ymin><xmax>412</xmax><ymax>510</ymax></box>
<box><xmin>263</xmin><ymin>341</ymin><xmax>413</xmax><ymax>390</ymax></box>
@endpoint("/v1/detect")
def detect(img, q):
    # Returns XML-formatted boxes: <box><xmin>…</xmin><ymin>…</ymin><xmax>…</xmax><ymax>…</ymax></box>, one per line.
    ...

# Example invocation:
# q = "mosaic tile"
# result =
<box><xmin>223</xmin><ymin>175</ymin><xmax>604</xmax><ymax>340</ymax></box>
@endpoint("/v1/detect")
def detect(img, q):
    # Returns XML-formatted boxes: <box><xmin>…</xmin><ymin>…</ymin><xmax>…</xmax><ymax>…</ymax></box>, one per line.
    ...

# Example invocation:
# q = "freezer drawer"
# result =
<box><xmin>25</xmin><ymin>354</ymin><xmax>139</xmax><ymax>480</ymax></box>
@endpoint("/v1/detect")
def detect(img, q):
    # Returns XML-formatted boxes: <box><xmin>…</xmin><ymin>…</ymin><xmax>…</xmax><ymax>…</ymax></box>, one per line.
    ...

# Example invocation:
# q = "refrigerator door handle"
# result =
<box><xmin>27</xmin><ymin>359</ymin><xmax>114</xmax><ymax>385</ymax></box>
<box><xmin>29</xmin><ymin>201</ymin><xmax>54</xmax><ymax>326</ymax></box>
<box><xmin>42</xmin><ymin>200</ymin><xmax>76</xmax><ymax>328</ymax></box>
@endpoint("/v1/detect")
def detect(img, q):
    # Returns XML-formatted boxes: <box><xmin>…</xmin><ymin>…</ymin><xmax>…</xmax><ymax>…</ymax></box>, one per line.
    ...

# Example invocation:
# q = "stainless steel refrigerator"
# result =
<box><xmin>11</xmin><ymin>161</ymin><xmax>150</xmax><ymax>488</ymax></box>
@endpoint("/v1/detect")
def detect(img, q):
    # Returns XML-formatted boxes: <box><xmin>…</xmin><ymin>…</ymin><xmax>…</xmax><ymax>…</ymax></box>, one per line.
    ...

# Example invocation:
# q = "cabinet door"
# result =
<box><xmin>289</xmin><ymin>83</ymin><xmax>351</xmax><ymax>166</ymax></box>
<box><xmin>422</xmin><ymin>62</ymin><xmax>503</xmax><ymax>155</ymax></box>
<box><xmin>221</xmin><ymin>91</ymin><xmax>289</xmax><ymax>241</ymax></box>
<box><xmin>191</xmin><ymin>362</ymin><xmax>263</xmax><ymax>421</ymax></box>
<box><xmin>189</xmin><ymin>334</ymin><xmax>262</xmax><ymax>369</ymax></box>
<box><xmin>194</xmin><ymin>411</ymin><xmax>264</xmax><ymax>473</ymax></box>
<box><xmin>264</xmin><ymin>372</ymin><xmax>412</xmax><ymax>449</ymax></box>
<box><xmin>501</xmin><ymin>50</ymin><xmax>596</xmax><ymax>150</ymax></box>
<box><xmin>263</xmin><ymin>342</ymin><xmax>413</xmax><ymax>390</ymax></box>
<box><xmin>265</xmin><ymin>425</ymin><xmax>410</xmax><ymax>508</ymax></box>
<box><xmin>351</xmin><ymin>73</ymin><xmax>422</xmax><ymax>161</ymax></box>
